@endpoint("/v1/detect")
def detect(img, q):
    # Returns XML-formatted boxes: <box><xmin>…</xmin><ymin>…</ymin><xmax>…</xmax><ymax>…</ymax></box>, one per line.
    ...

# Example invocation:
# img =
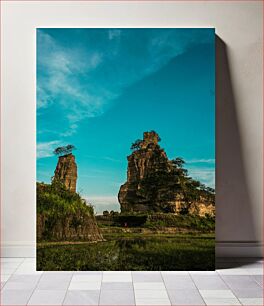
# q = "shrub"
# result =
<box><xmin>113</xmin><ymin>214</ymin><xmax>148</xmax><ymax>227</ymax></box>
<box><xmin>145</xmin><ymin>213</ymin><xmax>215</xmax><ymax>232</ymax></box>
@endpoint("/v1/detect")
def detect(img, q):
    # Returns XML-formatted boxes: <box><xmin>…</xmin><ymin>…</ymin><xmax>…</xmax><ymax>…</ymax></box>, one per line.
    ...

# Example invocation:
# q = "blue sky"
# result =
<box><xmin>37</xmin><ymin>28</ymin><xmax>215</xmax><ymax>214</ymax></box>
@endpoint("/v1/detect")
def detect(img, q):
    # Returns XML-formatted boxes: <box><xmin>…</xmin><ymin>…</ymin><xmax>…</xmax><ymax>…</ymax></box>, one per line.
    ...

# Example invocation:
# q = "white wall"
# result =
<box><xmin>1</xmin><ymin>1</ymin><xmax>262</xmax><ymax>257</ymax></box>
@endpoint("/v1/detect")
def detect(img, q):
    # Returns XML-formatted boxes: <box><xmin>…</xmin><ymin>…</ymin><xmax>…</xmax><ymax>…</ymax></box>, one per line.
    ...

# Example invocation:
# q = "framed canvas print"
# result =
<box><xmin>36</xmin><ymin>28</ymin><xmax>215</xmax><ymax>271</ymax></box>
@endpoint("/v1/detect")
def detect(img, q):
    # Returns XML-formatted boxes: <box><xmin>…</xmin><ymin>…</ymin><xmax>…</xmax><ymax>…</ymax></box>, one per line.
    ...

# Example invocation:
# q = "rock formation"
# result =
<box><xmin>37</xmin><ymin>152</ymin><xmax>103</xmax><ymax>242</ymax></box>
<box><xmin>37</xmin><ymin>182</ymin><xmax>103</xmax><ymax>242</ymax></box>
<box><xmin>53</xmin><ymin>154</ymin><xmax>77</xmax><ymax>192</ymax></box>
<box><xmin>37</xmin><ymin>210</ymin><xmax>103</xmax><ymax>242</ymax></box>
<box><xmin>118</xmin><ymin>131</ymin><xmax>215</xmax><ymax>216</ymax></box>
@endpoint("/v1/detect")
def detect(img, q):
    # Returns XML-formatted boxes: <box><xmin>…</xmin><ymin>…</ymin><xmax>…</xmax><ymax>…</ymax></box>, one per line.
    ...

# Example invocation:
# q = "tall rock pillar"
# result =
<box><xmin>53</xmin><ymin>154</ymin><xmax>77</xmax><ymax>192</ymax></box>
<box><xmin>118</xmin><ymin>131</ymin><xmax>173</xmax><ymax>213</ymax></box>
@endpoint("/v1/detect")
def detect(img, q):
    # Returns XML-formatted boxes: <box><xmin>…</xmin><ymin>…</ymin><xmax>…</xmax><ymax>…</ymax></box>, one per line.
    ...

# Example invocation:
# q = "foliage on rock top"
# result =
<box><xmin>53</xmin><ymin>144</ymin><xmax>76</xmax><ymax>156</ymax></box>
<box><xmin>37</xmin><ymin>181</ymin><xmax>94</xmax><ymax>217</ymax></box>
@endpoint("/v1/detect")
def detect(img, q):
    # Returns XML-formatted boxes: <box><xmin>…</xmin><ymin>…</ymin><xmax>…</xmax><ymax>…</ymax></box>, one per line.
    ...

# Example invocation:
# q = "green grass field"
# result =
<box><xmin>37</xmin><ymin>232</ymin><xmax>215</xmax><ymax>271</ymax></box>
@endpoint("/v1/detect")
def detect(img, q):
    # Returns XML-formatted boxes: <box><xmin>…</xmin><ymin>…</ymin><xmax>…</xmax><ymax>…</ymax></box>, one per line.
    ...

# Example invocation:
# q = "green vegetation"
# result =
<box><xmin>37</xmin><ymin>181</ymin><xmax>94</xmax><ymax>217</ymax></box>
<box><xmin>146</xmin><ymin>214</ymin><xmax>215</xmax><ymax>231</ymax></box>
<box><xmin>37</xmin><ymin>181</ymin><xmax>215</xmax><ymax>270</ymax></box>
<box><xmin>96</xmin><ymin>213</ymin><xmax>215</xmax><ymax>232</ymax></box>
<box><xmin>37</xmin><ymin>183</ymin><xmax>215</xmax><ymax>270</ymax></box>
<box><xmin>130</xmin><ymin>139</ymin><xmax>143</xmax><ymax>151</ymax></box>
<box><xmin>37</xmin><ymin>232</ymin><xmax>215</xmax><ymax>271</ymax></box>
<box><xmin>114</xmin><ymin>214</ymin><xmax>148</xmax><ymax>227</ymax></box>
<box><xmin>129</xmin><ymin>133</ymin><xmax>215</xmax><ymax>209</ymax></box>
<box><xmin>37</xmin><ymin>182</ymin><xmax>95</xmax><ymax>241</ymax></box>
<box><xmin>140</xmin><ymin>155</ymin><xmax>215</xmax><ymax>207</ymax></box>
<box><xmin>53</xmin><ymin>144</ymin><xmax>76</xmax><ymax>156</ymax></box>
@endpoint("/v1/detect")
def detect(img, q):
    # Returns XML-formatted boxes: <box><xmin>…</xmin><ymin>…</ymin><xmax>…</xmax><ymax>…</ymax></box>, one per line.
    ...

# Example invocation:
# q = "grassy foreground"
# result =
<box><xmin>37</xmin><ymin>232</ymin><xmax>215</xmax><ymax>271</ymax></box>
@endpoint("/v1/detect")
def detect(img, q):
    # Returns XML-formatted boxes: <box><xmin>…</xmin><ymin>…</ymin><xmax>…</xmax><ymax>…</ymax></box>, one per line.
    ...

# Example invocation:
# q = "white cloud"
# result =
<box><xmin>37</xmin><ymin>85</ymin><xmax>53</xmax><ymax>109</ymax></box>
<box><xmin>38</xmin><ymin>29</ymin><xmax>212</xmax><ymax>139</ymax></box>
<box><xmin>60</xmin><ymin>124</ymin><xmax>78</xmax><ymax>137</ymax></box>
<box><xmin>37</xmin><ymin>140</ymin><xmax>61</xmax><ymax>158</ymax></box>
<box><xmin>186</xmin><ymin>158</ymin><xmax>215</xmax><ymax>164</ymax></box>
<box><xmin>187</xmin><ymin>167</ymin><xmax>215</xmax><ymax>188</ymax></box>
<box><xmin>185</xmin><ymin>158</ymin><xmax>215</xmax><ymax>187</ymax></box>
<box><xmin>37</xmin><ymin>31</ymin><xmax>105</xmax><ymax>136</ymax></box>
<box><xmin>84</xmin><ymin>195</ymin><xmax>120</xmax><ymax>214</ymax></box>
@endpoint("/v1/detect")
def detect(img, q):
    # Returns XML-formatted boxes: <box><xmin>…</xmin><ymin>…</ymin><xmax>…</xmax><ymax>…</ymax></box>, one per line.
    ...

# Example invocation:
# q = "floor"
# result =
<box><xmin>0</xmin><ymin>258</ymin><xmax>263</xmax><ymax>305</ymax></box>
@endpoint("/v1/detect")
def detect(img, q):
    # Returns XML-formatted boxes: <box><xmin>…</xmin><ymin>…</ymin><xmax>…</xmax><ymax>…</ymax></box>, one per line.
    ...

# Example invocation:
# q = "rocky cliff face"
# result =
<box><xmin>37</xmin><ymin>210</ymin><xmax>103</xmax><ymax>242</ymax></box>
<box><xmin>118</xmin><ymin>131</ymin><xmax>215</xmax><ymax>216</ymax></box>
<box><xmin>53</xmin><ymin>154</ymin><xmax>77</xmax><ymax>192</ymax></box>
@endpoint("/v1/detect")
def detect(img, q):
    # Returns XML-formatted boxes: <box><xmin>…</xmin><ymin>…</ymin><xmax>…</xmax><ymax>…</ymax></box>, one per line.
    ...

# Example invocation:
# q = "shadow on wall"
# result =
<box><xmin>215</xmin><ymin>36</ymin><xmax>260</xmax><ymax>266</ymax></box>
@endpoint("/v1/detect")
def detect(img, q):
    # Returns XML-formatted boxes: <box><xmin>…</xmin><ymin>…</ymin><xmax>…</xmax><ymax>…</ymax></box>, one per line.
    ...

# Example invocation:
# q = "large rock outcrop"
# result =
<box><xmin>53</xmin><ymin>154</ymin><xmax>77</xmax><ymax>192</ymax></box>
<box><xmin>118</xmin><ymin>131</ymin><xmax>215</xmax><ymax>216</ymax></box>
<box><xmin>37</xmin><ymin>183</ymin><xmax>103</xmax><ymax>242</ymax></box>
<box><xmin>37</xmin><ymin>153</ymin><xmax>103</xmax><ymax>242</ymax></box>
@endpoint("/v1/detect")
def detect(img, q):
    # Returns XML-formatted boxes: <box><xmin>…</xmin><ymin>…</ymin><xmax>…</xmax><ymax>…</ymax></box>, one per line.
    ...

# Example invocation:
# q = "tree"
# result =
<box><xmin>53</xmin><ymin>144</ymin><xmax>76</xmax><ymax>156</ymax></box>
<box><xmin>130</xmin><ymin>139</ymin><xmax>142</xmax><ymax>151</ymax></box>
<box><xmin>171</xmin><ymin>157</ymin><xmax>185</xmax><ymax>168</ymax></box>
<box><xmin>171</xmin><ymin>157</ymin><xmax>188</xmax><ymax>179</ymax></box>
<box><xmin>206</xmin><ymin>187</ymin><xmax>215</xmax><ymax>194</ymax></box>
<box><xmin>110</xmin><ymin>210</ymin><xmax>119</xmax><ymax>216</ymax></box>
<box><xmin>199</xmin><ymin>183</ymin><xmax>206</xmax><ymax>191</ymax></box>
<box><xmin>103</xmin><ymin>210</ymin><xmax>109</xmax><ymax>216</ymax></box>
<box><xmin>150</xmin><ymin>130</ymin><xmax>161</xmax><ymax>142</ymax></box>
